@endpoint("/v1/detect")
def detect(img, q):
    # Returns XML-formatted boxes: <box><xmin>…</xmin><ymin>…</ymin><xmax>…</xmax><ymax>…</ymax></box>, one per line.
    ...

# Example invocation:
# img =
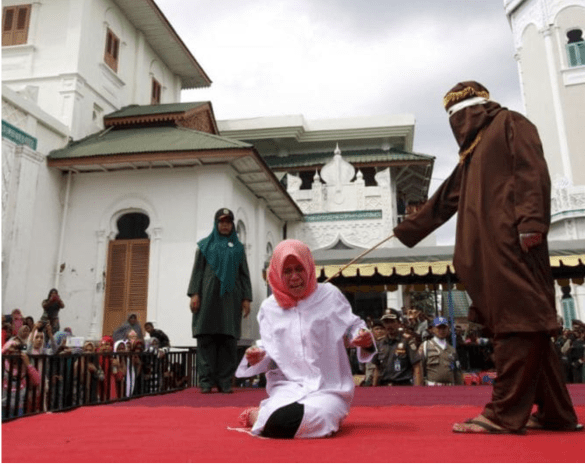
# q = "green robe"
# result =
<box><xmin>187</xmin><ymin>248</ymin><xmax>252</xmax><ymax>339</ymax></box>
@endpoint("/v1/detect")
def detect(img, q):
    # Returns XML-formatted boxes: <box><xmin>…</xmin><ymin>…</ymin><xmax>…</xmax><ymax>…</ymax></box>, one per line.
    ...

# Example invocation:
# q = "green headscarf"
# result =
<box><xmin>197</xmin><ymin>208</ymin><xmax>245</xmax><ymax>296</ymax></box>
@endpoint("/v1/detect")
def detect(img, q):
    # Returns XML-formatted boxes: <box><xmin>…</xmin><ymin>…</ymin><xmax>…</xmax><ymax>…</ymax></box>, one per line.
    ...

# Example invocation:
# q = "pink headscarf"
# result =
<box><xmin>267</xmin><ymin>239</ymin><xmax>317</xmax><ymax>309</ymax></box>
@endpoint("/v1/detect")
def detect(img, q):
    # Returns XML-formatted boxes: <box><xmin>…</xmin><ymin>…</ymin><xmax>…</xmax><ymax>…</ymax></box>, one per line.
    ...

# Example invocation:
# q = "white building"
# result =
<box><xmin>2</xmin><ymin>0</ymin><xmax>300</xmax><ymax>345</ymax></box>
<box><xmin>505</xmin><ymin>0</ymin><xmax>585</xmax><ymax>325</ymax></box>
<box><xmin>219</xmin><ymin>114</ymin><xmax>437</xmax><ymax>317</ymax></box>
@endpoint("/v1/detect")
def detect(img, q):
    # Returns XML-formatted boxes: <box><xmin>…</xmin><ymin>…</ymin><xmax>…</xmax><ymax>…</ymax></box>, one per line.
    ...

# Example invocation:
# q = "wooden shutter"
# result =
<box><xmin>104</xmin><ymin>28</ymin><xmax>119</xmax><ymax>72</ymax></box>
<box><xmin>103</xmin><ymin>239</ymin><xmax>149</xmax><ymax>337</ymax></box>
<box><xmin>2</xmin><ymin>5</ymin><xmax>31</xmax><ymax>46</ymax></box>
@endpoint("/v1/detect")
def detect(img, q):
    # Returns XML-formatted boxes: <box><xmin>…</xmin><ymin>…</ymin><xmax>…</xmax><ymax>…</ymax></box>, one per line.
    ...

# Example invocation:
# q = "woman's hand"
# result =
<box><xmin>242</xmin><ymin>300</ymin><xmax>251</xmax><ymax>318</ymax></box>
<box><xmin>190</xmin><ymin>294</ymin><xmax>200</xmax><ymax>314</ymax></box>
<box><xmin>20</xmin><ymin>352</ymin><xmax>30</xmax><ymax>367</ymax></box>
<box><xmin>245</xmin><ymin>346</ymin><xmax>266</xmax><ymax>366</ymax></box>
<box><xmin>350</xmin><ymin>329</ymin><xmax>373</xmax><ymax>348</ymax></box>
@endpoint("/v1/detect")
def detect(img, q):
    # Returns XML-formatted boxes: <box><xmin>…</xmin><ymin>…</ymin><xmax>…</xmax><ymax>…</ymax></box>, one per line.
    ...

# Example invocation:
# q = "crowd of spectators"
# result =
<box><xmin>2</xmin><ymin>290</ymin><xmax>186</xmax><ymax>420</ymax></box>
<box><xmin>555</xmin><ymin>320</ymin><xmax>585</xmax><ymax>384</ymax></box>
<box><xmin>356</xmin><ymin>307</ymin><xmax>497</xmax><ymax>387</ymax></box>
<box><xmin>356</xmin><ymin>307</ymin><xmax>585</xmax><ymax>388</ymax></box>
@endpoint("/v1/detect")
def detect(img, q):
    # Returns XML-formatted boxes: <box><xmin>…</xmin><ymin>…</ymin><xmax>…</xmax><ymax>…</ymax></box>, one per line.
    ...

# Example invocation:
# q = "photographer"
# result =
<box><xmin>2</xmin><ymin>340</ymin><xmax>40</xmax><ymax>418</ymax></box>
<box><xmin>41</xmin><ymin>289</ymin><xmax>65</xmax><ymax>333</ymax></box>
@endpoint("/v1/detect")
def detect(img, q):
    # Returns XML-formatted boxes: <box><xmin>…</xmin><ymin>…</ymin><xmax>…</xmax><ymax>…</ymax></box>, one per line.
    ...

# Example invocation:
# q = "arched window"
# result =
<box><xmin>566</xmin><ymin>29</ymin><xmax>585</xmax><ymax>67</ymax></box>
<box><xmin>116</xmin><ymin>212</ymin><xmax>149</xmax><ymax>239</ymax></box>
<box><xmin>266</xmin><ymin>242</ymin><xmax>273</xmax><ymax>263</ymax></box>
<box><xmin>236</xmin><ymin>220</ymin><xmax>246</xmax><ymax>250</ymax></box>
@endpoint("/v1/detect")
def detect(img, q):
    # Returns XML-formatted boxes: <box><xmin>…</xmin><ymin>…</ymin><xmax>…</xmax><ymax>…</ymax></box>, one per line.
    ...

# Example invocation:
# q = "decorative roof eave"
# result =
<box><xmin>47</xmin><ymin>148</ymin><xmax>303</xmax><ymax>222</ymax></box>
<box><xmin>265</xmin><ymin>156</ymin><xmax>434</xmax><ymax>171</ymax></box>
<box><xmin>112</xmin><ymin>0</ymin><xmax>211</xmax><ymax>89</ymax></box>
<box><xmin>103</xmin><ymin>103</ymin><xmax>219</xmax><ymax>134</ymax></box>
<box><xmin>46</xmin><ymin>148</ymin><xmax>252</xmax><ymax>168</ymax></box>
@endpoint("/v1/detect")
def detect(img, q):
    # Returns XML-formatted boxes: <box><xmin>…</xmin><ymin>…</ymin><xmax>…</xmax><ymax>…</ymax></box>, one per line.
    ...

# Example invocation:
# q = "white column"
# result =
<box><xmin>54</xmin><ymin>171</ymin><xmax>73</xmax><ymax>289</ymax></box>
<box><xmin>88</xmin><ymin>230</ymin><xmax>108</xmax><ymax>339</ymax></box>
<box><xmin>514</xmin><ymin>50</ymin><xmax>528</xmax><ymax>115</ymax></box>
<box><xmin>2</xmin><ymin>145</ymin><xmax>44</xmax><ymax>312</ymax></box>
<box><xmin>147</xmin><ymin>227</ymin><xmax>163</xmax><ymax>327</ymax></box>
<box><xmin>543</xmin><ymin>27</ymin><xmax>573</xmax><ymax>185</ymax></box>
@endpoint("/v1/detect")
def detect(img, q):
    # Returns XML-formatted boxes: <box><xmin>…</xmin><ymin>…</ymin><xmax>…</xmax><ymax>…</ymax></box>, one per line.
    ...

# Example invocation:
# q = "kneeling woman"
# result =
<box><xmin>236</xmin><ymin>239</ymin><xmax>376</xmax><ymax>438</ymax></box>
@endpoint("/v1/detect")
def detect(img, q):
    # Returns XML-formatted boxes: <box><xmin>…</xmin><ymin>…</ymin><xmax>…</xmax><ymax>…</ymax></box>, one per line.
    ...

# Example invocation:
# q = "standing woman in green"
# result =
<box><xmin>187</xmin><ymin>208</ymin><xmax>252</xmax><ymax>394</ymax></box>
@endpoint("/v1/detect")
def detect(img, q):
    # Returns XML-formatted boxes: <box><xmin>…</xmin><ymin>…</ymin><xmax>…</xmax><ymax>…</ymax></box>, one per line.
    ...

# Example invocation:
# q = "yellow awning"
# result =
<box><xmin>549</xmin><ymin>255</ymin><xmax>585</xmax><ymax>267</ymax></box>
<box><xmin>317</xmin><ymin>254</ymin><xmax>585</xmax><ymax>280</ymax></box>
<box><xmin>317</xmin><ymin>260</ymin><xmax>454</xmax><ymax>277</ymax></box>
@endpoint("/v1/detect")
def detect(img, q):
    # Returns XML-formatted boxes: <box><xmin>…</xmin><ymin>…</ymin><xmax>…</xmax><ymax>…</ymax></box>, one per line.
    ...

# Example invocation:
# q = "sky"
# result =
<box><xmin>155</xmin><ymin>0</ymin><xmax>524</xmax><ymax>245</ymax></box>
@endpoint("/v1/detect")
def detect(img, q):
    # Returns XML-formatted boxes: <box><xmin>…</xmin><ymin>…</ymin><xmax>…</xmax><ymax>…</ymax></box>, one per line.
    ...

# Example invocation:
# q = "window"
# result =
<box><xmin>2</xmin><ymin>4</ymin><xmax>31</xmax><ymax>46</ymax></box>
<box><xmin>236</xmin><ymin>220</ymin><xmax>247</xmax><ymax>250</ymax></box>
<box><xmin>358</xmin><ymin>167</ymin><xmax>377</xmax><ymax>187</ymax></box>
<box><xmin>566</xmin><ymin>29</ymin><xmax>585</xmax><ymax>67</ymax></box>
<box><xmin>151</xmin><ymin>78</ymin><xmax>161</xmax><ymax>105</ymax></box>
<box><xmin>104</xmin><ymin>28</ymin><xmax>120</xmax><ymax>72</ymax></box>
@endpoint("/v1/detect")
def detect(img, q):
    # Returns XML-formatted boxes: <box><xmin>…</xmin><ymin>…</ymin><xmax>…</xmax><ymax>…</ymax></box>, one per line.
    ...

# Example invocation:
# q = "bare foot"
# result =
<box><xmin>238</xmin><ymin>407</ymin><xmax>260</xmax><ymax>428</ymax></box>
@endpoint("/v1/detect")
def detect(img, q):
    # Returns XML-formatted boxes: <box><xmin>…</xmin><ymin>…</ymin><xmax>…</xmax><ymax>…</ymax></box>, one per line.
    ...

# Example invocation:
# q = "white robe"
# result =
<box><xmin>236</xmin><ymin>283</ymin><xmax>376</xmax><ymax>438</ymax></box>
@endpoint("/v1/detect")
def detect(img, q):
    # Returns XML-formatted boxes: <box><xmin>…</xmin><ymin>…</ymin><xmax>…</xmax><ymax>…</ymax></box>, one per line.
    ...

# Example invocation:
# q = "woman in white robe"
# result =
<box><xmin>236</xmin><ymin>239</ymin><xmax>376</xmax><ymax>439</ymax></box>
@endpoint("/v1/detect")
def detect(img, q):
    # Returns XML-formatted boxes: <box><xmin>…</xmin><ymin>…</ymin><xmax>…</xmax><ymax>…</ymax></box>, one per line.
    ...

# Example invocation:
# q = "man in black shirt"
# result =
<box><xmin>144</xmin><ymin>322</ymin><xmax>170</xmax><ymax>348</ymax></box>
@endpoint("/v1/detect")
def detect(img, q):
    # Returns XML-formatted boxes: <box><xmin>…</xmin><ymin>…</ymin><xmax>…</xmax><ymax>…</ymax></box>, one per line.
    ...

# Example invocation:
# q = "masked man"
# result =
<box><xmin>393</xmin><ymin>81</ymin><xmax>581</xmax><ymax>434</ymax></box>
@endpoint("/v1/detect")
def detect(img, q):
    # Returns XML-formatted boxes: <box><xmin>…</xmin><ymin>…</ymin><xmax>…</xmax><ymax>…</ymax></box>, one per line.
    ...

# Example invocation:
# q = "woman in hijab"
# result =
<box><xmin>113</xmin><ymin>340</ymin><xmax>128</xmax><ymax>398</ymax></box>
<box><xmin>76</xmin><ymin>341</ymin><xmax>99</xmax><ymax>404</ymax></box>
<box><xmin>10</xmin><ymin>309</ymin><xmax>24</xmax><ymax>337</ymax></box>
<box><xmin>112</xmin><ymin>314</ymin><xmax>143</xmax><ymax>343</ymax></box>
<box><xmin>235</xmin><ymin>239</ymin><xmax>376</xmax><ymax>439</ymax></box>
<box><xmin>187</xmin><ymin>208</ymin><xmax>253</xmax><ymax>394</ymax></box>
<box><xmin>96</xmin><ymin>336</ymin><xmax>122</xmax><ymax>401</ymax></box>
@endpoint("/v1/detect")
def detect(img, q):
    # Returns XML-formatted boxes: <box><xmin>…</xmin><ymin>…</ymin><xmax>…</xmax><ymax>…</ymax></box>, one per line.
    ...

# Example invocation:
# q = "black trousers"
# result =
<box><xmin>261</xmin><ymin>402</ymin><xmax>305</xmax><ymax>439</ymax></box>
<box><xmin>196</xmin><ymin>334</ymin><xmax>237</xmax><ymax>390</ymax></box>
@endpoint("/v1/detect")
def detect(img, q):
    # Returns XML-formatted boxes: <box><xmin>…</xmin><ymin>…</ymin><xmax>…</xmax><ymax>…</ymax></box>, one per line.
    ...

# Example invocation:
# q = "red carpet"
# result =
<box><xmin>3</xmin><ymin>386</ymin><xmax>584</xmax><ymax>463</ymax></box>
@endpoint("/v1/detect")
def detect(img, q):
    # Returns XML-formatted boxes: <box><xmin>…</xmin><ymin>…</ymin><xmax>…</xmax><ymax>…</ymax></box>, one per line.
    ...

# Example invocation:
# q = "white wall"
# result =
<box><xmin>2</xmin><ymin>89</ymin><xmax>69</xmax><ymax>321</ymax></box>
<box><xmin>48</xmin><ymin>166</ymin><xmax>281</xmax><ymax>346</ymax></box>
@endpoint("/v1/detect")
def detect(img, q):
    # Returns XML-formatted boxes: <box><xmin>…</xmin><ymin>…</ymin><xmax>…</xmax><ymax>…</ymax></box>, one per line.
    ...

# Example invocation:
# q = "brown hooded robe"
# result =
<box><xmin>393</xmin><ymin>83</ymin><xmax>579</xmax><ymax>431</ymax></box>
<box><xmin>394</xmin><ymin>100</ymin><xmax>557</xmax><ymax>335</ymax></box>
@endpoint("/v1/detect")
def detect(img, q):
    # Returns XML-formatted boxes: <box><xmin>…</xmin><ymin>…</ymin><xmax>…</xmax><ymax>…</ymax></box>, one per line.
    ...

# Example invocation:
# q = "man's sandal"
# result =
<box><xmin>453</xmin><ymin>418</ymin><xmax>524</xmax><ymax>434</ymax></box>
<box><xmin>525</xmin><ymin>416</ymin><xmax>584</xmax><ymax>432</ymax></box>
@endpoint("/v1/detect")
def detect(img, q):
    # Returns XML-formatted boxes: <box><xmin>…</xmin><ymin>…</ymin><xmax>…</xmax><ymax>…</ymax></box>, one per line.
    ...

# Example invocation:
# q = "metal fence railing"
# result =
<box><xmin>2</xmin><ymin>349</ymin><xmax>196</xmax><ymax>422</ymax></box>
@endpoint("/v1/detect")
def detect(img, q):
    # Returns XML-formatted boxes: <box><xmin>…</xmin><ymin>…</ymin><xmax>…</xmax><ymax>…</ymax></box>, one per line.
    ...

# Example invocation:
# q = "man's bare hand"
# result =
<box><xmin>190</xmin><ymin>294</ymin><xmax>200</xmax><ymax>314</ymax></box>
<box><xmin>519</xmin><ymin>232</ymin><xmax>542</xmax><ymax>253</ymax></box>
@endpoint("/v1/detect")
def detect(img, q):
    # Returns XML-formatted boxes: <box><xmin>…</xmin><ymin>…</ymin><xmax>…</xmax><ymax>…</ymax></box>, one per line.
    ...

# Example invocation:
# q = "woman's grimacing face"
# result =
<box><xmin>282</xmin><ymin>256</ymin><xmax>308</xmax><ymax>299</ymax></box>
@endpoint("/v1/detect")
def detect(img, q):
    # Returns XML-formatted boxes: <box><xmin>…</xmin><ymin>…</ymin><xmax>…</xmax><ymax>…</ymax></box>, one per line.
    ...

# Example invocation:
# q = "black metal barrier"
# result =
<box><xmin>456</xmin><ymin>343</ymin><xmax>494</xmax><ymax>372</ymax></box>
<box><xmin>2</xmin><ymin>349</ymin><xmax>196</xmax><ymax>422</ymax></box>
